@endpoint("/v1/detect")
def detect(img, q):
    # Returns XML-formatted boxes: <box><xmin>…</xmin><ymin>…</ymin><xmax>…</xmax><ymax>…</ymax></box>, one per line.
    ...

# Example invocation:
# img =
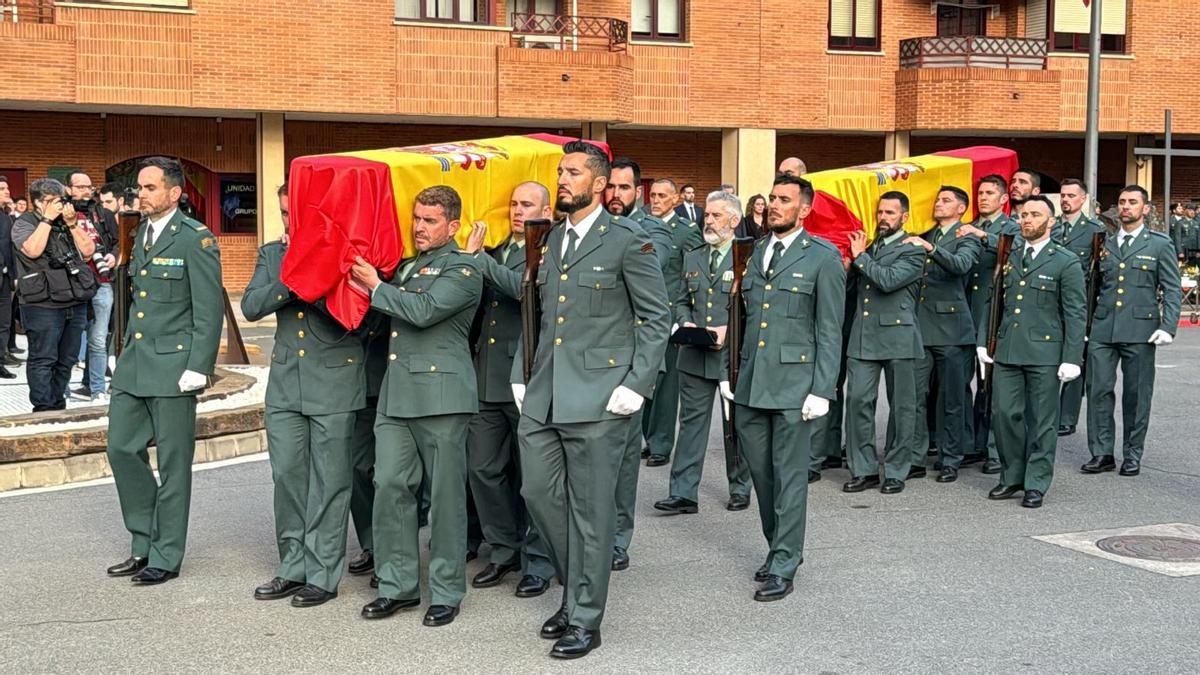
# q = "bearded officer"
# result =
<box><xmin>242</xmin><ymin>180</ymin><xmax>366</xmax><ymax>607</ymax></box>
<box><xmin>350</xmin><ymin>185</ymin><xmax>482</xmax><ymax>627</ymax></box>
<box><xmin>1082</xmin><ymin>185</ymin><xmax>1182</xmax><ymax>477</ymax></box>
<box><xmin>653</xmin><ymin>190</ymin><xmax>752</xmax><ymax>515</ymax></box>
<box><xmin>512</xmin><ymin>141</ymin><xmax>669</xmax><ymax>659</ymax></box>
<box><xmin>719</xmin><ymin>173</ymin><xmax>845</xmax><ymax>602</ymax></box>
<box><xmin>105</xmin><ymin>157</ymin><xmax>223</xmax><ymax>584</ymax></box>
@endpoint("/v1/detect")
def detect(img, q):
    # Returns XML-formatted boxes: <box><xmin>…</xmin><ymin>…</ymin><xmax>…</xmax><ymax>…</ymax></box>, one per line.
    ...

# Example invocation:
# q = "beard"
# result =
<box><xmin>1119</xmin><ymin>212</ymin><xmax>1141</xmax><ymax>225</ymax></box>
<box><xmin>606</xmin><ymin>197</ymin><xmax>632</xmax><ymax>216</ymax></box>
<box><xmin>1022</xmin><ymin>224</ymin><xmax>1049</xmax><ymax>241</ymax></box>
<box><xmin>876</xmin><ymin>222</ymin><xmax>898</xmax><ymax>238</ymax></box>
<box><xmin>556</xmin><ymin>191</ymin><xmax>593</xmax><ymax>215</ymax></box>
<box><xmin>767</xmin><ymin>218</ymin><xmax>796</xmax><ymax>234</ymax></box>
<box><xmin>703</xmin><ymin>229</ymin><xmax>722</xmax><ymax>245</ymax></box>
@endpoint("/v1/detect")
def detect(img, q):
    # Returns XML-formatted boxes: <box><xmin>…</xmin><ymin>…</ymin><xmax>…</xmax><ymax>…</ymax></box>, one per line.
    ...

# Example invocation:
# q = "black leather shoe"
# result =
<box><xmin>1081</xmin><ymin>456</ymin><xmax>1116</xmax><ymax>474</ymax></box>
<box><xmin>988</xmin><ymin>484</ymin><xmax>1023</xmax><ymax>500</ymax></box>
<box><xmin>471</xmin><ymin>562</ymin><xmax>519</xmax><ymax>588</ymax></box>
<box><xmin>0</xmin><ymin>365</ymin><xmax>15</xmax><ymax>379</ymax></box>
<box><xmin>106</xmin><ymin>556</ymin><xmax>148</xmax><ymax>577</ymax></box>
<box><xmin>981</xmin><ymin>459</ymin><xmax>1002</xmax><ymax>474</ymax></box>
<box><xmin>540</xmin><ymin>605</ymin><xmax>570</xmax><ymax>639</ymax></box>
<box><xmin>935</xmin><ymin>467</ymin><xmax>958</xmax><ymax>483</ymax></box>
<box><xmin>611</xmin><ymin>546</ymin><xmax>629</xmax><ymax>571</ymax></box>
<box><xmin>842</xmin><ymin>475</ymin><xmax>880</xmax><ymax>493</ymax></box>
<box><xmin>1057</xmin><ymin>424</ymin><xmax>1076</xmax><ymax>437</ymax></box>
<box><xmin>821</xmin><ymin>455</ymin><xmax>843</xmax><ymax>470</ymax></box>
<box><xmin>423</xmin><ymin>604</ymin><xmax>459</xmax><ymax>627</ymax></box>
<box><xmin>3</xmin><ymin>352</ymin><xmax>22</xmax><ymax>366</ymax></box>
<box><xmin>640</xmin><ymin>446</ymin><xmax>650</xmax><ymax>459</ymax></box>
<box><xmin>753</xmin><ymin>575</ymin><xmax>793</xmax><ymax>602</ymax></box>
<box><xmin>1021</xmin><ymin>489</ymin><xmax>1044</xmax><ymax>508</ymax></box>
<box><xmin>646</xmin><ymin>454</ymin><xmax>669</xmax><ymax>467</ymax></box>
<box><xmin>753</xmin><ymin>564</ymin><xmax>770</xmax><ymax>583</ymax></box>
<box><xmin>254</xmin><ymin>576</ymin><xmax>304</xmax><ymax>600</ymax></box>
<box><xmin>361</xmin><ymin>596</ymin><xmax>419</xmax><ymax>619</ymax></box>
<box><xmin>880</xmin><ymin>479</ymin><xmax>904</xmax><ymax>494</ymax></box>
<box><xmin>550</xmin><ymin>626</ymin><xmax>601</xmax><ymax>659</ymax></box>
<box><xmin>1119</xmin><ymin>458</ymin><xmax>1141</xmax><ymax>476</ymax></box>
<box><xmin>131</xmin><ymin>567</ymin><xmax>177</xmax><ymax>585</ymax></box>
<box><xmin>348</xmin><ymin>549</ymin><xmax>374</xmax><ymax>576</ymax></box>
<box><xmin>515</xmin><ymin>575</ymin><xmax>549</xmax><ymax>598</ymax></box>
<box><xmin>727</xmin><ymin>494</ymin><xmax>750</xmax><ymax>511</ymax></box>
<box><xmin>907</xmin><ymin>465</ymin><xmax>927</xmax><ymax>480</ymax></box>
<box><xmin>960</xmin><ymin>452</ymin><xmax>985</xmax><ymax>467</ymax></box>
<box><xmin>653</xmin><ymin>496</ymin><xmax>698</xmax><ymax>514</ymax></box>
<box><xmin>808</xmin><ymin>470</ymin><xmax>821</xmax><ymax>484</ymax></box>
<box><xmin>369</xmin><ymin>574</ymin><xmax>379</xmax><ymax>589</ymax></box>
<box><xmin>291</xmin><ymin>584</ymin><xmax>337</xmax><ymax>607</ymax></box>
<box><xmin>465</xmin><ymin>549</ymin><xmax>478</xmax><ymax>563</ymax></box>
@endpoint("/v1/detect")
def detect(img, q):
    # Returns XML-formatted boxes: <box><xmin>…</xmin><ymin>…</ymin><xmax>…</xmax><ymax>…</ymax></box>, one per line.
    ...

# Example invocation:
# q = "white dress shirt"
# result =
<box><xmin>1117</xmin><ymin>225</ymin><xmax>1145</xmax><ymax>250</ymax></box>
<box><xmin>561</xmin><ymin>205</ymin><xmax>603</xmax><ymax>259</ymax></box>
<box><xmin>1022</xmin><ymin>237</ymin><xmax>1051</xmax><ymax>261</ymax></box>
<box><xmin>144</xmin><ymin>208</ymin><xmax>178</xmax><ymax>249</ymax></box>
<box><xmin>763</xmin><ymin>228</ymin><xmax>804</xmax><ymax>270</ymax></box>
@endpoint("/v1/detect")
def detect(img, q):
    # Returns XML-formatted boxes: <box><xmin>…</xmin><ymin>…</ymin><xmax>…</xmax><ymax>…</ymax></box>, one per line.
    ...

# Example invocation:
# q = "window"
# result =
<box><xmin>396</xmin><ymin>0</ymin><xmax>493</xmax><ymax>24</ymax></box>
<box><xmin>633</xmin><ymin>0</ymin><xmax>684</xmax><ymax>41</ymax></box>
<box><xmin>937</xmin><ymin>1</ymin><xmax>986</xmax><ymax>37</ymax></box>
<box><xmin>218</xmin><ymin>175</ymin><xmax>257</xmax><ymax>235</ymax></box>
<box><xmin>828</xmin><ymin>0</ymin><xmax>879</xmax><ymax>51</ymax></box>
<box><xmin>508</xmin><ymin>0</ymin><xmax>558</xmax><ymax>25</ymax></box>
<box><xmin>1035</xmin><ymin>0</ymin><xmax>1127</xmax><ymax>54</ymax></box>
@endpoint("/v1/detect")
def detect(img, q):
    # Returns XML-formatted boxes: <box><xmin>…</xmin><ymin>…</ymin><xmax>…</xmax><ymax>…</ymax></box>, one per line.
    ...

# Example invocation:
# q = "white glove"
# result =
<box><xmin>605</xmin><ymin>385</ymin><xmax>645</xmax><ymax>416</ymax></box>
<box><xmin>671</xmin><ymin>323</ymin><xmax>680</xmax><ymax>335</ymax></box>
<box><xmin>801</xmin><ymin>394</ymin><xmax>830</xmax><ymax>422</ymax></box>
<box><xmin>511</xmin><ymin>383</ymin><xmax>526</xmax><ymax>413</ymax></box>
<box><xmin>976</xmin><ymin>346</ymin><xmax>994</xmax><ymax>380</ymax></box>
<box><xmin>1149</xmin><ymin>329</ymin><xmax>1174</xmax><ymax>346</ymax></box>
<box><xmin>1057</xmin><ymin>363</ymin><xmax>1081</xmax><ymax>383</ymax></box>
<box><xmin>718</xmin><ymin>380</ymin><xmax>735</xmax><ymax>402</ymax></box>
<box><xmin>177</xmin><ymin>369</ymin><xmax>207</xmax><ymax>393</ymax></box>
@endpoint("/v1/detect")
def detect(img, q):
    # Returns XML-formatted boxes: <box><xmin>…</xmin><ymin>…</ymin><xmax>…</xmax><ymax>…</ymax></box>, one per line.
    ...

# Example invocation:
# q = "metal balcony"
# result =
<box><xmin>899</xmin><ymin>36</ymin><xmax>1048</xmax><ymax>70</ymax></box>
<box><xmin>0</xmin><ymin>0</ymin><xmax>55</xmax><ymax>23</ymax></box>
<box><xmin>510</xmin><ymin>13</ymin><xmax>628</xmax><ymax>53</ymax></box>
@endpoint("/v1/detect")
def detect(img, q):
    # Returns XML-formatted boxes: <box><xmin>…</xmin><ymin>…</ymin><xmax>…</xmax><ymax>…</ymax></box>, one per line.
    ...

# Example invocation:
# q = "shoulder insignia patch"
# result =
<box><xmin>461</xmin><ymin>268</ymin><xmax>472</xmax><ymax>276</ymax></box>
<box><xmin>200</xmin><ymin>237</ymin><xmax>214</xmax><ymax>249</ymax></box>
<box><xmin>640</xmin><ymin>242</ymin><xmax>655</xmax><ymax>254</ymax></box>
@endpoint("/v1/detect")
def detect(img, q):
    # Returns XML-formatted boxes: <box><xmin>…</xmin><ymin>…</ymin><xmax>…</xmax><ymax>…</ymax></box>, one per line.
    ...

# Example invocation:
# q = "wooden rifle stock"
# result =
<box><xmin>723</xmin><ymin>237</ymin><xmax>755</xmax><ymax>472</ymax></box>
<box><xmin>111</xmin><ymin>203</ymin><xmax>144</xmax><ymax>358</ymax></box>
<box><xmin>520</xmin><ymin>218</ymin><xmax>553</xmax><ymax>383</ymax></box>
<box><xmin>982</xmin><ymin>233</ymin><xmax>1015</xmax><ymax>417</ymax></box>
<box><xmin>1080</xmin><ymin>231</ymin><xmax>1106</xmax><ymax>391</ymax></box>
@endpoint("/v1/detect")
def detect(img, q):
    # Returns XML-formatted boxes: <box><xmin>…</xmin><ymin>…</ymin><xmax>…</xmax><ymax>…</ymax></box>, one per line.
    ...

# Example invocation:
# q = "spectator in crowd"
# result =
<box><xmin>14</xmin><ymin>197</ymin><xmax>27</xmax><ymax>215</ymax></box>
<box><xmin>63</xmin><ymin>172</ymin><xmax>117</xmax><ymax>402</ymax></box>
<box><xmin>675</xmin><ymin>184</ymin><xmax>701</xmax><ymax>223</ymax></box>
<box><xmin>98</xmin><ymin>182</ymin><xmax>123</xmax><ymax>213</ymax></box>
<box><xmin>739</xmin><ymin>194</ymin><xmax>767</xmax><ymax>239</ymax></box>
<box><xmin>719</xmin><ymin>183</ymin><xmax>735</xmax><ymax>194</ymax></box>
<box><xmin>0</xmin><ymin>176</ymin><xmax>17</xmax><ymax>375</ymax></box>
<box><xmin>778</xmin><ymin>157</ymin><xmax>807</xmax><ymax>177</ymax></box>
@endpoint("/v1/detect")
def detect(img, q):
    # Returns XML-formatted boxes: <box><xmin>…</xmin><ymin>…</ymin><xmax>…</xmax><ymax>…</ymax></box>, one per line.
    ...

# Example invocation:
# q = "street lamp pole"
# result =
<box><xmin>1083</xmin><ymin>0</ymin><xmax>1102</xmax><ymax>200</ymax></box>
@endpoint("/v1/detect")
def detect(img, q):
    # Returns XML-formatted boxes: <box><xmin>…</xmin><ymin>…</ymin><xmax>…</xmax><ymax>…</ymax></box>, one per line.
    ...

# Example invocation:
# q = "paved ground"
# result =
<box><xmin>2</xmin><ymin>331</ymin><xmax>1199</xmax><ymax>673</ymax></box>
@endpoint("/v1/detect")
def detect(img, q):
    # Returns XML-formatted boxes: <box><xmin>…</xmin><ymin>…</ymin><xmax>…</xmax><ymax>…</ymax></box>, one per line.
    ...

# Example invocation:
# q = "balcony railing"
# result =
<box><xmin>899</xmin><ymin>36</ymin><xmax>1048</xmax><ymax>70</ymax></box>
<box><xmin>510</xmin><ymin>13</ymin><xmax>628</xmax><ymax>53</ymax></box>
<box><xmin>0</xmin><ymin>0</ymin><xmax>55</xmax><ymax>23</ymax></box>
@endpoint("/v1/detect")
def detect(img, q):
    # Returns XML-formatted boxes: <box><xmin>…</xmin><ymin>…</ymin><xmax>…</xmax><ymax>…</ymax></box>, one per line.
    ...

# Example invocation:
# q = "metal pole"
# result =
<box><xmin>1164</xmin><ymin>109</ymin><xmax>1173</xmax><ymax>230</ymax></box>
<box><xmin>1083</xmin><ymin>0</ymin><xmax>1102</xmax><ymax>201</ymax></box>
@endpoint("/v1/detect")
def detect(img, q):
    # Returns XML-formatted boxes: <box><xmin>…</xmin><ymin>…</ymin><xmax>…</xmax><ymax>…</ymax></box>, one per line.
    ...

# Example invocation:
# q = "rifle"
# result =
<box><xmin>520</xmin><ymin>218</ymin><xmax>553</xmax><ymax>383</ymax></box>
<box><xmin>1080</xmin><ymin>231</ymin><xmax>1106</xmax><ymax>393</ymax></box>
<box><xmin>981</xmin><ymin>233</ymin><xmax>1015</xmax><ymax>429</ymax></box>
<box><xmin>724</xmin><ymin>237</ymin><xmax>755</xmax><ymax>471</ymax></box>
<box><xmin>111</xmin><ymin>188</ymin><xmax>142</xmax><ymax>358</ymax></box>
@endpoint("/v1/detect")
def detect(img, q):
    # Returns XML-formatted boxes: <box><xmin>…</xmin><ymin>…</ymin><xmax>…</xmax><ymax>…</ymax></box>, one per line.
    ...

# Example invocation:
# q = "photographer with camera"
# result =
<box><xmin>64</xmin><ymin>172</ymin><xmax>118</xmax><ymax>402</ymax></box>
<box><xmin>12</xmin><ymin>178</ymin><xmax>98</xmax><ymax>412</ymax></box>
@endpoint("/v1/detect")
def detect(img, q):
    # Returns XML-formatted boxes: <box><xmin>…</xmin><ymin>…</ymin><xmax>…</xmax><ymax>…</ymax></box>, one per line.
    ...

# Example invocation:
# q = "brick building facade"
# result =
<box><xmin>0</xmin><ymin>0</ymin><xmax>1192</xmax><ymax>287</ymax></box>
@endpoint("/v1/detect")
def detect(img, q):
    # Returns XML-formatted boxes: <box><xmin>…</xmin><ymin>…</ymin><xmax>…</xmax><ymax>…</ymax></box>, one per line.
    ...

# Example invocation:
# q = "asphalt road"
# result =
<box><xmin>2</xmin><ymin>331</ymin><xmax>1199</xmax><ymax>673</ymax></box>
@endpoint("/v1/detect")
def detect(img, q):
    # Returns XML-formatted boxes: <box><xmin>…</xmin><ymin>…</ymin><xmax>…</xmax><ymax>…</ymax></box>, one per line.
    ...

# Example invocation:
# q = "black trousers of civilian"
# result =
<box><xmin>23</xmin><ymin>304</ymin><xmax>86</xmax><ymax>412</ymax></box>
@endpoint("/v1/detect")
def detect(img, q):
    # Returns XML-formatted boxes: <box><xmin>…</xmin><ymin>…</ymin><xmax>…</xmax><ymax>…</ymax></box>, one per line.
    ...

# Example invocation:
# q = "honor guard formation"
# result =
<box><xmin>93</xmin><ymin>149</ymin><xmax>1182</xmax><ymax>660</ymax></box>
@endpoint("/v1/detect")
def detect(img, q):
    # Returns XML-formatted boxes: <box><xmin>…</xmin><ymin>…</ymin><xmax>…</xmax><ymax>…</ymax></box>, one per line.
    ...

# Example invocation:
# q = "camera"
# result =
<box><xmin>49</xmin><ymin>251</ymin><xmax>82</xmax><ymax>276</ymax></box>
<box><xmin>91</xmin><ymin>249</ymin><xmax>112</xmax><ymax>278</ymax></box>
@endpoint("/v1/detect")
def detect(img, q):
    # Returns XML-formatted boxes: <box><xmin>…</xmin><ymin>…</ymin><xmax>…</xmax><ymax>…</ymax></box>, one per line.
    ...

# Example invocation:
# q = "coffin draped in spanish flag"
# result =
<box><xmin>803</xmin><ymin>145</ymin><xmax>1019</xmax><ymax>255</ymax></box>
<box><xmin>282</xmin><ymin>134</ymin><xmax>609</xmax><ymax>330</ymax></box>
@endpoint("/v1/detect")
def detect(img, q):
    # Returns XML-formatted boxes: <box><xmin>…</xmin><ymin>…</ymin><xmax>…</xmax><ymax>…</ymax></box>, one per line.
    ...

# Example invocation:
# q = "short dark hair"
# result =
<box><xmin>0</xmin><ymin>175</ymin><xmax>8</xmax><ymax>186</ymax></box>
<box><xmin>879</xmin><ymin>190</ymin><xmax>910</xmax><ymax>213</ymax></box>
<box><xmin>681</xmin><ymin>183</ymin><xmax>694</xmax><ymax>192</ymax></box>
<box><xmin>140</xmin><ymin>156</ymin><xmax>185</xmax><ymax>189</ymax></box>
<box><xmin>64</xmin><ymin>170</ymin><xmax>90</xmax><ymax>188</ymax></box>
<box><xmin>1119</xmin><ymin>185</ymin><xmax>1150</xmax><ymax>203</ymax></box>
<box><xmin>1060</xmin><ymin>178</ymin><xmax>1088</xmax><ymax>193</ymax></box>
<box><xmin>978</xmin><ymin>174</ymin><xmax>1008</xmax><ymax>193</ymax></box>
<box><xmin>1023</xmin><ymin>194</ymin><xmax>1057</xmax><ymax>216</ymax></box>
<box><xmin>99</xmin><ymin>181</ymin><xmax>121</xmax><ymax>198</ymax></box>
<box><xmin>1014</xmin><ymin>168</ymin><xmax>1042</xmax><ymax>188</ymax></box>
<box><xmin>610</xmin><ymin>157</ymin><xmax>641</xmax><ymax>185</ymax></box>
<box><xmin>939</xmin><ymin>185</ymin><xmax>970</xmax><ymax>207</ymax></box>
<box><xmin>29</xmin><ymin>178</ymin><xmax>66</xmax><ymax>202</ymax></box>
<box><xmin>772</xmin><ymin>173</ymin><xmax>815</xmax><ymax>205</ymax></box>
<box><xmin>277</xmin><ymin>181</ymin><xmax>288</xmax><ymax>198</ymax></box>
<box><xmin>415</xmin><ymin>185</ymin><xmax>462</xmax><ymax>223</ymax></box>
<box><xmin>1172</xmin><ymin>201</ymin><xmax>1183</xmax><ymax>210</ymax></box>
<box><xmin>562</xmin><ymin>140</ymin><xmax>611</xmax><ymax>181</ymax></box>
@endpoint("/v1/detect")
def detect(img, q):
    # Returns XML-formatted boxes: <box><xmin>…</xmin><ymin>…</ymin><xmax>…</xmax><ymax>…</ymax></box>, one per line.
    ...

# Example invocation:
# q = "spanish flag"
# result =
<box><xmin>283</xmin><ymin>134</ymin><xmax>608</xmax><ymax>329</ymax></box>
<box><xmin>804</xmin><ymin>146</ymin><xmax>1019</xmax><ymax>255</ymax></box>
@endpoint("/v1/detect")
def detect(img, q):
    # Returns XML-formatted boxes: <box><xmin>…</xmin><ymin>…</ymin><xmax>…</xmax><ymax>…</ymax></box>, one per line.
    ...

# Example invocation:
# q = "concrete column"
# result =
<box><xmin>720</xmin><ymin>128</ymin><xmax>776</xmax><ymax>201</ymax></box>
<box><xmin>1127</xmin><ymin>134</ymin><xmax>1153</xmax><ymax>191</ymax></box>
<box><xmin>582</xmin><ymin>122</ymin><xmax>608</xmax><ymax>144</ymax></box>
<box><xmin>884</xmin><ymin>130</ymin><xmax>911</xmax><ymax>161</ymax></box>
<box><xmin>256</xmin><ymin>112</ymin><xmax>286</xmax><ymax>244</ymax></box>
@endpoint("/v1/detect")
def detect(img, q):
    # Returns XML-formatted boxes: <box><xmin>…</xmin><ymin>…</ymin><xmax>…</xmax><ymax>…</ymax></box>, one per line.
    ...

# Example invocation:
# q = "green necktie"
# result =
<box><xmin>1022</xmin><ymin>245</ymin><xmax>1033</xmax><ymax>271</ymax></box>
<box><xmin>1119</xmin><ymin>235</ymin><xmax>1130</xmax><ymax>255</ymax></box>
<box><xmin>562</xmin><ymin>228</ymin><xmax>579</xmax><ymax>268</ymax></box>
<box><xmin>709</xmin><ymin>248</ymin><xmax>721</xmax><ymax>275</ymax></box>
<box><xmin>769</xmin><ymin>241</ymin><xmax>785</xmax><ymax>275</ymax></box>
<box><xmin>504</xmin><ymin>240</ymin><xmax>519</xmax><ymax>264</ymax></box>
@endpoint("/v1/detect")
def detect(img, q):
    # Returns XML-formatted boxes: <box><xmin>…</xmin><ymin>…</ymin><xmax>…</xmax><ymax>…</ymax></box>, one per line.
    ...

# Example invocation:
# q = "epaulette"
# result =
<box><xmin>261</xmin><ymin>239</ymin><xmax>286</xmax><ymax>252</ymax></box>
<box><xmin>181</xmin><ymin>217</ymin><xmax>209</xmax><ymax>233</ymax></box>
<box><xmin>1148</xmin><ymin>230</ymin><xmax>1171</xmax><ymax>241</ymax></box>
<box><xmin>609</xmin><ymin>214</ymin><xmax>644</xmax><ymax>233</ymax></box>
<box><xmin>808</xmin><ymin>236</ymin><xmax>841</xmax><ymax>256</ymax></box>
<box><xmin>687</xmin><ymin>241</ymin><xmax>708</xmax><ymax>254</ymax></box>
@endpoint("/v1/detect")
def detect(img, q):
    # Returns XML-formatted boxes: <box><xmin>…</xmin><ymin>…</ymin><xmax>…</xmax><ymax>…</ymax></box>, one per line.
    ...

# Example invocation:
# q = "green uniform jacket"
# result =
<box><xmin>472</xmin><ymin>238</ymin><xmax>524</xmax><ymax>404</ymax></box>
<box><xmin>1169</xmin><ymin>216</ymin><xmax>1193</xmax><ymax>254</ymax></box>
<box><xmin>675</xmin><ymin>244</ymin><xmax>733</xmax><ymax>380</ymax></box>
<box><xmin>511</xmin><ymin>209</ymin><xmax>670</xmax><ymax>424</ymax></box>
<box><xmin>967</xmin><ymin>213</ymin><xmax>1020</xmax><ymax>316</ymax></box>
<box><xmin>977</xmin><ymin>242</ymin><xmax>1087</xmax><ymax>367</ymax></box>
<box><xmin>916</xmin><ymin>222</ymin><xmax>982</xmax><ymax>347</ymax></box>
<box><xmin>644</xmin><ymin>211</ymin><xmax>703</xmax><ymax>313</ymax></box>
<box><xmin>1054</xmin><ymin>213</ymin><xmax>1106</xmax><ymax>266</ymax></box>
<box><xmin>370</xmin><ymin>240</ymin><xmax>482</xmax><ymax>418</ymax></box>
<box><xmin>728</xmin><ymin>230</ymin><xmax>845</xmax><ymax>408</ymax></box>
<box><xmin>362</xmin><ymin>310</ymin><xmax>390</xmax><ymax>399</ymax></box>
<box><xmin>112</xmin><ymin>210</ymin><xmax>224</xmax><ymax>398</ymax></box>
<box><xmin>241</xmin><ymin>241</ymin><xmax>367</xmax><ymax>415</ymax></box>
<box><xmin>846</xmin><ymin>234</ymin><xmax>926</xmax><ymax>361</ymax></box>
<box><xmin>1089</xmin><ymin>229</ymin><xmax>1182</xmax><ymax>344</ymax></box>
